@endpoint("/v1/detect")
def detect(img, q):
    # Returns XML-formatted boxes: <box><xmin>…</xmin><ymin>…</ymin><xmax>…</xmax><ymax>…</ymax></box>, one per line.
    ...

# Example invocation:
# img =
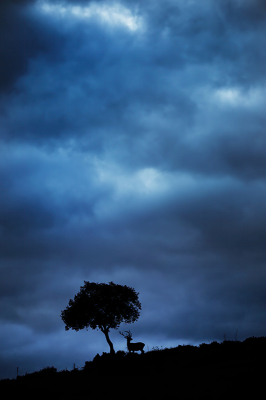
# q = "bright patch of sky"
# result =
<box><xmin>214</xmin><ymin>86</ymin><xmax>266</xmax><ymax>109</ymax></box>
<box><xmin>94</xmin><ymin>162</ymin><xmax>172</xmax><ymax>197</ymax></box>
<box><xmin>37</xmin><ymin>0</ymin><xmax>143</xmax><ymax>31</ymax></box>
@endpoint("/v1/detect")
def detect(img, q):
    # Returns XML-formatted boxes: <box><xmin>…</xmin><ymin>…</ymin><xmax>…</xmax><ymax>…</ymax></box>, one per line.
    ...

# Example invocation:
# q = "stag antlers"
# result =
<box><xmin>119</xmin><ymin>330</ymin><xmax>145</xmax><ymax>354</ymax></box>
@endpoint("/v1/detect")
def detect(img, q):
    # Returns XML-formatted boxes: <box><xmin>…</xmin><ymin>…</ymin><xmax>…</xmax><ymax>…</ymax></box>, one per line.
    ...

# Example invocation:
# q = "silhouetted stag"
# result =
<box><xmin>119</xmin><ymin>330</ymin><xmax>145</xmax><ymax>354</ymax></box>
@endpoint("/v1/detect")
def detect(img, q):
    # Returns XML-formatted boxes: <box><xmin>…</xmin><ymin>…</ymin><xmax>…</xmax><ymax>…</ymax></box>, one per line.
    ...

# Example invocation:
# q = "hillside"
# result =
<box><xmin>1</xmin><ymin>336</ymin><xmax>265</xmax><ymax>399</ymax></box>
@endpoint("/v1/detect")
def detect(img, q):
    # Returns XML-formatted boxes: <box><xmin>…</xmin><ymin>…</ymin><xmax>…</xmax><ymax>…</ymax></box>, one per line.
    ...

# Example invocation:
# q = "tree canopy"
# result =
<box><xmin>60</xmin><ymin>281</ymin><xmax>141</xmax><ymax>354</ymax></box>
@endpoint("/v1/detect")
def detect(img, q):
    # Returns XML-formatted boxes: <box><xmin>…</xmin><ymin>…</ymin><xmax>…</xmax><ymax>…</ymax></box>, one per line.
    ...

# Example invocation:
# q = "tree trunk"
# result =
<box><xmin>102</xmin><ymin>328</ymin><xmax>115</xmax><ymax>354</ymax></box>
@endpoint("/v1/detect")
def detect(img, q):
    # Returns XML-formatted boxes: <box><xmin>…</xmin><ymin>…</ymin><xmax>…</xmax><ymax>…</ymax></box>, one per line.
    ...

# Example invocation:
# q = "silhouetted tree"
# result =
<box><xmin>61</xmin><ymin>281</ymin><xmax>141</xmax><ymax>354</ymax></box>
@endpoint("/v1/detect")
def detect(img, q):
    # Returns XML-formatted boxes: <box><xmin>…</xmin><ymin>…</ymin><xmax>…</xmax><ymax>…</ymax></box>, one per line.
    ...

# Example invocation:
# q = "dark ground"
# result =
<box><xmin>1</xmin><ymin>337</ymin><xmax>265</xmax><ymax>399</ymax></box>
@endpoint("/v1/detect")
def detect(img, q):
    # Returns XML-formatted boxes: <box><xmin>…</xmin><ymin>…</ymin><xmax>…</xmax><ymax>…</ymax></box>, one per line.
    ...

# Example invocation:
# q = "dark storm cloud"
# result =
<box><xmin>0</xmin><ymin>0</ymin><xmax>66</xmax><ymax>93</ymax></box>
<box><xmin>1</xmin><ymin>0</ymin><xmax>266</xmax><ymax>379</ymax></box>
<box><xmin>1</xmin><ymin>0</ymin><xmax>265</xmax><ymax>177</ymax></box>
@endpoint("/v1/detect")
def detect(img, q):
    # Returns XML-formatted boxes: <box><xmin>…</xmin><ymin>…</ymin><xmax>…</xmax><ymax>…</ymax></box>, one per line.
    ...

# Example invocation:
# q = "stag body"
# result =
<box><xmin>120</xmin><ymin>330</ymin><xmax>145</xmax><ymax>354</ymax></box>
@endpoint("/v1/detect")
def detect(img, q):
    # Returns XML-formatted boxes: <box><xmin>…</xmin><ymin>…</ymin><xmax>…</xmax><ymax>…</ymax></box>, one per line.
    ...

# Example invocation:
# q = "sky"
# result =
<box><xmin>1</xmin><ymin>0</ymin><xmax>266</xmax><ymax>379</ymax></box>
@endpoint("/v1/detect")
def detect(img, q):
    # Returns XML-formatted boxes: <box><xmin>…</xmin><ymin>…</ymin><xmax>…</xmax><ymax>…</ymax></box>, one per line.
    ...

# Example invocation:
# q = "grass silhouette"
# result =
<box><xmin>1</xmin><ymin>336</ymin><xmax>265</xmax><ymax>399</ymax></box>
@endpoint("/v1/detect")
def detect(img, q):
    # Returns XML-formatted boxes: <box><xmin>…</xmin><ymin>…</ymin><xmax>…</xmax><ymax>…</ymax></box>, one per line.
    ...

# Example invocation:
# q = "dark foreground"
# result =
<box><xmin>1</xmin><ymin>337</ymin><xmax>265</xmax><ymax>399</ymax></box>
